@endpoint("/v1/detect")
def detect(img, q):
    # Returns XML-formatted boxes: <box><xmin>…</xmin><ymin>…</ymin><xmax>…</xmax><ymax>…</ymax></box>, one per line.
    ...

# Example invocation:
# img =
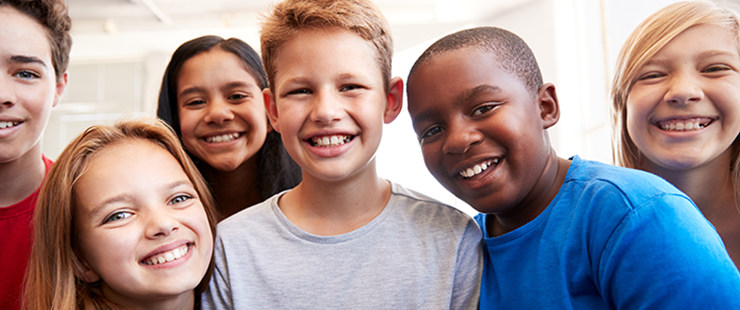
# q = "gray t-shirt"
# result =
<box><xmin>203</xmin><ymin>182</ymin><xmax>483</xmax><ymax>310</ymax></box>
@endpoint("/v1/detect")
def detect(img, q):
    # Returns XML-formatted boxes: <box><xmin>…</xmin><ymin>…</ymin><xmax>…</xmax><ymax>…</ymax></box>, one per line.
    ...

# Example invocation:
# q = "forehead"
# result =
<box><xmin>177</xmin><ymin>49</ymin><xmax>256</xmax><ymax>87</ymax></box>
<box><xmin>408</xmin><ymin>47</ymin><xmax>528</xmax><ymax>115</ymax></box>
<box><xmin>0</xmin><ymin>6</ymin><xmax>53</xmax><ymax>64</ymax></box>
<box><xmin>272</xmin><ymin>27</ymin><xmax>380</xmax><ymax>81</ymax></box>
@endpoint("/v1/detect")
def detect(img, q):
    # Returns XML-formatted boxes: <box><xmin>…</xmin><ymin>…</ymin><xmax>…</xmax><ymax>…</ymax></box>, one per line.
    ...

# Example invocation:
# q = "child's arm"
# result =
<box><xmin>449</xmin><ymin>218</ymin><xmax>483</xmax><ymax>310</ymax></box>
<box><xmin>596</xmin><ymin>193</ymin><xmax>740</xmax><ymax>308</ymax></box>
<box><xmin>201</xmin><ymin>236</ymin><xmax>233</xmax><ymax>310</ymax></box>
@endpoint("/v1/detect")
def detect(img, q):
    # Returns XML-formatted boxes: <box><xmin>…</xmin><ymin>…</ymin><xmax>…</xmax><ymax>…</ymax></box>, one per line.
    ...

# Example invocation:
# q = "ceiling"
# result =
<box><xmin>65</xmin><ymin>0</ymin><xmax>535</xmax><ymax>60</ymax></box>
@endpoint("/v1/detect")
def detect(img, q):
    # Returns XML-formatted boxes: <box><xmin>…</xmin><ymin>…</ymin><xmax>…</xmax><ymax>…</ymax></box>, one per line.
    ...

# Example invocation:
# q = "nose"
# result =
<box><xmin>0</xmin><ymin>77</ymin><xmax>16</xmax><ymax>107</ymax></box>
<box><xmin>145</xmin><ymin>210</ymin><xmax>179</xmax><ymax>239</ymax></box>
<box><xmin>310</xmin><ymin>90</ymin><xmax>344</xmax><ymax>124</ymax></box>
<box><xmin>203</xmin><ymin>98</ymin><xmax>235</xmax><ymax>125</ymax></box>
<box><xmin>442</xmin><ymin>120</ymin><xmax>483</xmax><ymax>154</ymax></box>
<box><xmin>664</xmin><ymin>72</ymin><xmax>704</xmax><ymax>106</ymax></box>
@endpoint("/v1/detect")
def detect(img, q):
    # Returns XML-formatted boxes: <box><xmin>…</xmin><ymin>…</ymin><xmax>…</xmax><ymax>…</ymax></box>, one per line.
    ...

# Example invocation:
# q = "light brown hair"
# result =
<box><xmin>260</xmin><ymin>0</ymin><xmax>393</xmax><ymax>92</ymax></box>
<box><xmin>23</xmin><ymin>118</ymin><xmax>217</xmax><ymax>310</ymax></box>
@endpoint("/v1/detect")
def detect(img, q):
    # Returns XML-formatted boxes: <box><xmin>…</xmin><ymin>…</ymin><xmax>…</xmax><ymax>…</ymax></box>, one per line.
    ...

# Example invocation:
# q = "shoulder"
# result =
<box><xmin>389</xmin><ymin>182</ymin><xmax>479</xmax><ymax>234</ymax></box>
<box><xmin>217</xmin><ymin>191</ymin><xmax>282</xmax><ymax>235</ymax></box>
<box><xmin>562</xmin><ymin>156</ymin><xmax>692</xmax><ymax>210</ymax></box>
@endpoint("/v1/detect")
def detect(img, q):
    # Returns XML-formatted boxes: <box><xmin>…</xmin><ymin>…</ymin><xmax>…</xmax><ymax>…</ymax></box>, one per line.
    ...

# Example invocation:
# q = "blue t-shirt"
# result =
<box><xmin>475</xmin><ymin>156</ymin><xmax>740</xmax><ymax>309</ymax></box>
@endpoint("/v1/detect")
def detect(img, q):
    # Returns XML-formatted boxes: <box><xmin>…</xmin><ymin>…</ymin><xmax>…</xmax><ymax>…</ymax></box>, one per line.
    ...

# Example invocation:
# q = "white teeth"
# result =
<box><xmin>143</xmin><ymin>244</ymin><xmax>189</xmax><ymax>266</ymax></box>
<box><xmin>460</xmin><ymin>160</ymin><xmax>498</xmax><ymax>178</ymax></box>
<box><xmin>312</xmin><ymin>135</ymin><xmax>351</xmax><ymax>147</ymax></box>
<box><xmin>205</xmin><ymin>133</ymin><xmax>240</xmax><ymax>143</ymax></box>
<box><xmin>0</xmin><ymin>121</ymin><xmax>20</xmax><ymax>129</ymax></box>
<box><xmin>659</xmin><ymin>119</ymin><xmax>705</xmax><ymax>131</ymax></box>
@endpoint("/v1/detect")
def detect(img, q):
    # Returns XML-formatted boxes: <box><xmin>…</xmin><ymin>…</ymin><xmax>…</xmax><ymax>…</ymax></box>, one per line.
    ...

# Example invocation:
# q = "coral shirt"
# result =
<box><xmin>0</xmin><ymin>155</ymin><xmax>53</xmax><ymax>310</ymax></box>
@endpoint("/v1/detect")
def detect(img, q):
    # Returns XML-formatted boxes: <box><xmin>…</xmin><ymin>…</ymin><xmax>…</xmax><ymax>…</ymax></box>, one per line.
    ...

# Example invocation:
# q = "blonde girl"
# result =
<box><xmin>24</xmin><ymin>118</ymin><xmax>217</xmax><ymax>309</ymax></box>
<box><xmin>612</xmin><ymin>0</ymin><xmax>740</xmax><ymax>268</ymax></box>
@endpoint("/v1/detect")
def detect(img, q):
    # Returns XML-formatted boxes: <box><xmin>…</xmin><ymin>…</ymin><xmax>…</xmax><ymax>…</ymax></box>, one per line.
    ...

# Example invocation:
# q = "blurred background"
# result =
<box><xmin>49</xmin><ymin>0</ymin><xmax>727</xmax><ymax>214</ymax></box>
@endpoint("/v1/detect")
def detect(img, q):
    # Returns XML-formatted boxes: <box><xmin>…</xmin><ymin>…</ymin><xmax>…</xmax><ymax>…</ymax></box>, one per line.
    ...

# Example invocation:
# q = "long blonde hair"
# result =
<box><xmin>23</xmin><ymin>118</ymin><xmax>217</xmax><ymax>310</ymax></box>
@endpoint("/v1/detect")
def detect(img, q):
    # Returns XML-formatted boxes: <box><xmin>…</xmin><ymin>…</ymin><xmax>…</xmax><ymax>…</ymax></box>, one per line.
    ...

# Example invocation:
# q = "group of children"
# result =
<box><xmin>1</xmin><ymin>0</ymin><xmax>739</xmax><ymax>309</ymax></box>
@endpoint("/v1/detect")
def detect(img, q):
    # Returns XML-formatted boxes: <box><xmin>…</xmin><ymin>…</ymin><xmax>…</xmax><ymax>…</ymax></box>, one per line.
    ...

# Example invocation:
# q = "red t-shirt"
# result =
<box><xmin>0</xmin><ymin>156</ymin><xmax>53</xmax><ymax>310</ymax></box>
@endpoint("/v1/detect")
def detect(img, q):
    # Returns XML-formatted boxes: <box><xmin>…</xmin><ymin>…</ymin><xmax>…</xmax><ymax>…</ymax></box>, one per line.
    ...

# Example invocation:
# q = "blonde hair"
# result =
<box><xmin>260</xmin><ymin>0</ymin><xmax>393</xmax><ymax>92</ymax></box>
<box><xmin>23</xmin><ymin>118</ymin><xmax>217</xmax><ymax>310</ymax></box>
<box><xmin>612</xmin><ymin>0</ymin><xmax>740</xmax><ymax>169</ymax></box>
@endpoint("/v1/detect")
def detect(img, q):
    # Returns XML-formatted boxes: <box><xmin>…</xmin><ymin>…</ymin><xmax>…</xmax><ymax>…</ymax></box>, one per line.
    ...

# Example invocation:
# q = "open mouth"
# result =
<box><xmin>0</xmin><ymin>121</ymin><xmax>21</xmax><ymax>129</ymax></box>
<box><xmin>308</xmin><ymin>134</ymin><xmax>355</xmax><ymax>147</ymax></box>
<box><xmin>204</xmin><ymin>133</ymin><xmax>240</xmax><ymax>144</ymax></box>
<box><xmin>460</xmin><ymin>158</ymin><xmax>500</xmax><ymax>179</ymax></box>
<box><xmin>141</xmin><ymin>243</ymin><xmax>191</xmax><ymax>266</ymax></box>
<box><xmin>656</xmin><ymin>118</ymin><xmax>715</xmax><ymax>132</ymax></box>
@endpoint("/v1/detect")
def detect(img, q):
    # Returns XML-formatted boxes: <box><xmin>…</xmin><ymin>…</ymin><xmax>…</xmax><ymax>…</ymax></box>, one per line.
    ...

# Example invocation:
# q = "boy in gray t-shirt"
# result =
<box><xmin>202</xmin><ymin>0</ymin><xmax>482</xmax><ymax>309</ymax></box>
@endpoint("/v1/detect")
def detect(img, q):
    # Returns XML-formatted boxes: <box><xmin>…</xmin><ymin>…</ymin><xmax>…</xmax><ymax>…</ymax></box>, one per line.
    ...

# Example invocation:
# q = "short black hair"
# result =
<box><xmin>408</xmin><ymin>26</ymin><xmax>543</xmax><ymax>95</ymax></box>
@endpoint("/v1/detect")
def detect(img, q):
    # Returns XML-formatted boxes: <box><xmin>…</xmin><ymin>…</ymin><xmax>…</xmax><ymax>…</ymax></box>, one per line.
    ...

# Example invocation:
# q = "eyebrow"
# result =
<box><xmin>412</xmin><ymin>84</ymin><xmax>501</xmax><ymax>126</ymax></box>
<box><xmin>643</xmin><ymin>49</ymin><xmax>739</xmax><ymax>67</ymax></box>
<box><xmin>9</xmin><ymin>55</ymin><xmax>48</xmax><ymax>67</ymax></box>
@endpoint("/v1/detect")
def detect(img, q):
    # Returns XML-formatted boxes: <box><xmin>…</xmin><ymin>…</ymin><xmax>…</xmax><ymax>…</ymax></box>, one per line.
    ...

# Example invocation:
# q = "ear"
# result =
<box><xmin>52</xmin><ymin>72</ymin><xmax>68</xmax><ymax>108</ymax></box>
<box><xmin>537</xmin><ymin>82</ymin><xmax>559</xmax><ymax>129</ymax></box>
<box><xmin>263</xmin><ymin>88</ymin><xmax>281</xmax><ymax>133</ymax></box>
<box><xmin>74</xmin><ymin>257</ymin><xmax>101</xmax><ymax>283</ymax></box>
<box><xmin>383</xmin><ymin>76</ymin><xmax>404</xmax><ymax>124</ymax></box>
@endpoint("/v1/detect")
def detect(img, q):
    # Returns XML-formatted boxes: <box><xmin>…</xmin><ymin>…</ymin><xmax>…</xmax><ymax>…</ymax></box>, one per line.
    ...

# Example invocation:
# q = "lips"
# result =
<box><xmin>0</xmin><ymin>121</ymin><xmax>21</xmax><ymax>129</ymax></box>
<box><xmin>459</xmin><ymin>158</ymin><xmax>501</xmax><ymax>179</ymax></box>
<box><xmin>140</xmin><ymin>243</ymin><xmax>192</xmax><ymax>266</ymax></box>
<box><xmin>203</xmin><ymin>132</ymin><xmax>241</xmax><ymax>144</ymax></box>
<box><xmin>655</xmin><ymin>117</ymin><xmax>715</xmax><ymax>132</ymax></box>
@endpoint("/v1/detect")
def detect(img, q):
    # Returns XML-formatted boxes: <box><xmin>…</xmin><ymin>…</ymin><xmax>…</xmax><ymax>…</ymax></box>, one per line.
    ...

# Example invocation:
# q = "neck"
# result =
<box><xmin>199</xmin><ymin>155</ymin><xmax>262</xmax><ymax>220</ymax></box>
<box><xmin>641</xmin><ymin>149</ymin><xmax>735</xmax><ymax>218</ymax></box>
<box><xmin>489</xmin><ymin>148</ymin><xmax>570</xmax><ymax>237</ymax></box>
<box><xmin>0</xmin><ymin>144</ymin><xmax>45</xmax><ymax>208</ymax></box>
<box><xmin>103</xmin><ymin>286</ymin><xmax>195</xmax><ymax>310</ymax></box>
<box><xmin>279</xmin><ymin>159</ymin><xmax>391</xmax><ymax>236</ymax></box>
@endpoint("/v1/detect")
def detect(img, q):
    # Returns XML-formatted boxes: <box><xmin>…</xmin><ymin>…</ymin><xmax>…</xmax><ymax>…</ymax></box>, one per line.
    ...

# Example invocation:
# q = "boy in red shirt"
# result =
<box><xmin>0</xmin><ymin>1</ymin><xmax>70</xmax><ymax>309</ymax></box>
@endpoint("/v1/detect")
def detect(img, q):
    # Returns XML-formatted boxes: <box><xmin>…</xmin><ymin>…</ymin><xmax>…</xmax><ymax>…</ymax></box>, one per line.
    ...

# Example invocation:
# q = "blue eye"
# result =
<box><xmin>14</xmin><ymin>70</ymin><xmax>39</xmax><ymax>80</ymax></box>
<box><xmin>169</xmin><ymin>194</ymin><xmax>192</xmax><ymax>205</ymax></box>
<box><xmin>103</xmin><ymin>211</ymin><xmax>133</xmax><ymax>223</ymax></box>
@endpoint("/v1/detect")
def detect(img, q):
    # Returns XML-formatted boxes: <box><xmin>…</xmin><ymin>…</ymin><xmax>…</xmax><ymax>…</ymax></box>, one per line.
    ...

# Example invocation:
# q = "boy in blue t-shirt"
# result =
<box><xmin>406</xmin><ymin>26</ymin><xmax>740</xmax><ymax>309</ymax></box>
<box><xmin>202</xmin><ymin>1</ymin><xmax>482</xmax><ymax>309</ymax></box>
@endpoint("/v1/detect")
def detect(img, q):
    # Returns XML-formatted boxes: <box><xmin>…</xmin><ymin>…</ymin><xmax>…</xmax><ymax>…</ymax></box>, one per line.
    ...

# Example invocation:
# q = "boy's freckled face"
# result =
<box><xmin>266</xmin><ymin>27</ymin><xmax>390</xmax><ymax>182</ymax></box>
<box><xmin>407</xmin><ymin>47</ymin><xmax>549</xmax><ymax>214</ymax></box>
<box><xmin>0</xmin><ymin>6</ymin><xmax>65</xmax><ymax>163</ymax></box>
<box><xmin>74</xmin><ymin>140</ymin><xmax>213</xmax><ymax>306</ymax></box>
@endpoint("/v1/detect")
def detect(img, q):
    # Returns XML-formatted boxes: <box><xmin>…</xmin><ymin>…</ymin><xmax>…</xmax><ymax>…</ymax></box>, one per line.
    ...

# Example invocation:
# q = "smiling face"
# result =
<box><xmin>73</xmin><ymin>139</ymin><xmax>213</xmax><ymax>307</ymax></box>
<box><xmin>265</xmin><ymin>27</ymin><xmax>401</xmax><ymax>183</ymax></box>
<box><xmin>407</xmin><ymin>47</ymin><xmax>555</xmax><ymax>215</ymax></box>
<box><xmin>627</xmin><ymin>24</ymin><xmax>740</xmax><ymax>174</ymax></box>
<box><xmin>177</xmin><ymin>48</ymin><xmax>269</xmax><ymax>172</ymax></box>
<box><xmin>0</xmin><ymin>6</ymin><xmax>66</xmax><ymax>164</ymax></box>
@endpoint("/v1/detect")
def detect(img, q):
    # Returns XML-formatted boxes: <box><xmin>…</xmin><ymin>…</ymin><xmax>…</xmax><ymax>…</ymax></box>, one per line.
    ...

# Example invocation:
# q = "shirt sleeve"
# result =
<box><xmin>201</xmin><ymin>234</ymin><xmax>233</xmax><ymax>310</ymax></box>
<box><xmin>450</xmin><ymin>217</ymin><xmax>484</xmax><ymax>310</ymax></box>
<box><xmin>597</xmin><ymin>193</ymin><xmax>740</xmax><ymax>309</ymax></box>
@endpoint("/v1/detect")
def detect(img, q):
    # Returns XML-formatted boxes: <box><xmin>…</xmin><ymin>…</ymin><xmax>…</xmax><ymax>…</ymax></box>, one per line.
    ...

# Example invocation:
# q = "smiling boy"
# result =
<box><xmin>0</xmin><ymin>1</ymin><xmax>70</xmax><ymax>309</ymax></box>
<box><xmin>202</xmin><ymin>1</ymin><xmax>482</xmax><ymax>309</ymax></box>
<box><xmin>406</xmin><ymin>26</ymin><xmax>740</xmax><ymax>309</ymax></box>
